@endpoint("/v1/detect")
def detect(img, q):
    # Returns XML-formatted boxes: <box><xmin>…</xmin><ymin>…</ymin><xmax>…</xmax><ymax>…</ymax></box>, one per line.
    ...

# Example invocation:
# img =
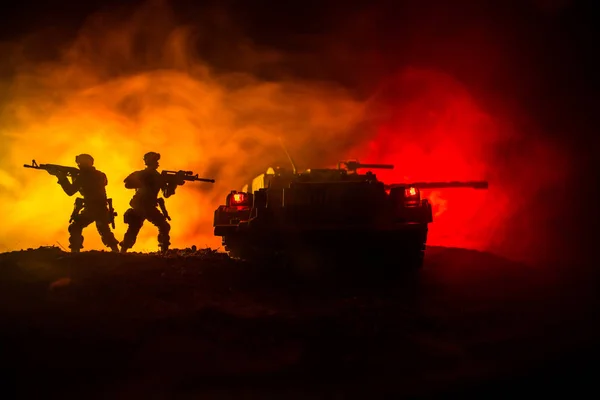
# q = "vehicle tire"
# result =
<box><xmin>222</xmin><ymin>235</ymin><xmax>281</xmax><ymax>264</ymax></box>
<box><xmin>381</xmin><ymin>225</ymin><xmax>428</xmax><ymax>273</ymax></box>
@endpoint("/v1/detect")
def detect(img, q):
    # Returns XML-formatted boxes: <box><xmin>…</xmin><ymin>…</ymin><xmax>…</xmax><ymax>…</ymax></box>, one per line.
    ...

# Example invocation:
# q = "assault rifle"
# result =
<box><xmin>68</xmin><ymin>198</ymin><xmax>117</xmax><ymax>228</ymax></box>
<box><xmin>107</xmin><ymin>198</ymin><xmax>117</xmax><ymax>229</ymax></box>
<box><xmin>23</xmin><ymin>160</ymin><xmax>79</xmax><ymax>177</ymax></box>
<box><xmin>157</xmin><ymin>198</ymin><xmax>171</xmax><ymax>221</ymax></box>
<box><xmin>161</xmin><ymin>170</ymin><xmax>215</xmax><ymax>197</ymax></box>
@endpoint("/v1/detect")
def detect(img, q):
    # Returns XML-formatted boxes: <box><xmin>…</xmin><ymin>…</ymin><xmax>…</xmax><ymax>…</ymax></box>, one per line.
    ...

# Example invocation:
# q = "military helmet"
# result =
<box><xmin>143</xmin><ymin>151</ymin><xmax>160</xmax><ymax>165</ymax></box>
<box><xmin>75</xmin><ymin>153</ymin><xmax>94</xmax><ymax>167</ymax></box>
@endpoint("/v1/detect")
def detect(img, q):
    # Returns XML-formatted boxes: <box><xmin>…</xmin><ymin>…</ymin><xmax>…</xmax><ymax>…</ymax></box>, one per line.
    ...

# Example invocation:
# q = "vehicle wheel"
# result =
<box><xmin>381</xmin><ymin>225</ymin><xmax>428</xmax><ymax>273</ymax></box>
<box><xmin>223</xmin><ymin>236</ymin><xmax>252</xmax><ymax>260</ymax></box>
<box><xmin>223</xmin><ymin>235</ymin><xmax>280</xmax><ymax>264</ymax></box>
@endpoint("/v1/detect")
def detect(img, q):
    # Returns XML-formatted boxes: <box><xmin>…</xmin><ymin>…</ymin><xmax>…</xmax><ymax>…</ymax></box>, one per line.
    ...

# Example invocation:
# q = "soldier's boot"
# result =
<box><xmin>119</xmin><ymin>235</ymin><xmax>135</xmax><ymax>253</ymax></box>
<box><xmin>102</xmin><ymin>239</ymin><xmax>120</xmax><ymax>253</ymax></box>
<box><xmin>120</xmin><ymin>220</ymin><xmax>142</xmax><ymax>254</ymax></box>
<box><xmin>96</xmin><ymin>222</ymin><xmax>120</xmax><ymax>253</ymax></box>
<box><xmin>68</xmin><ymin>223</ymin><xmax>84</xmax><ymax>253</ymax></box>
<box><xmin>119</xmin><ymin>233</ymin><xmax>132</xmax><ymax>253</ymax></box>
<box><xmin>158</xmin><ymin>231</ymin><xmax>170</xmax><ymax>254</ymax></box>
<box><xmin>119</xmin><ymin>237</ymin><xmax>133</xmax><ymax>253</ymax></box>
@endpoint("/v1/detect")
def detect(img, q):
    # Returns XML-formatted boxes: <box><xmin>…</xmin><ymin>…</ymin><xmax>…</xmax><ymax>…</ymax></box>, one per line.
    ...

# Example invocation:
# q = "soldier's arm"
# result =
<box><xmin>162</xmin><ymin>176</ymin><xmax>179</xmax><ymax>198</ymax></box>
<box><xmin>162</xmin><ymin>171</ymin><xmax>186</xmax><ymax>198</ymax></box>
<box><xmin>163</xmin><ymin>183</ymin><xmax>174</xmax><ymax>198</ymax></box>
<box><xmin>57</xmin><ymin>174</ymin><xmax>80</xmax><ymax>196</ymax></box>
<box><xmin>124</xmin><ymin>171</ymin><xmax>142</xmax><ymax>189</ymax></box>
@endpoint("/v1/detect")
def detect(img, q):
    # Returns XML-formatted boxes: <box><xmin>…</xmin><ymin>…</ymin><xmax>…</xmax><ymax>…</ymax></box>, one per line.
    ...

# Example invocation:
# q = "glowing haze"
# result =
<box><xmin>0</xmin><ymin>1</ymin><xmax>569</xmax><ymax>262</ymax></box>
<box><xmin>352</xmin><ymin>69</ymin><xmax>569</xmax><ymax>261</ymax></box>
<box><xmin>0</xmin><ymin>2</ymin><xmax>367</xmax><ymax>252</ymax></box>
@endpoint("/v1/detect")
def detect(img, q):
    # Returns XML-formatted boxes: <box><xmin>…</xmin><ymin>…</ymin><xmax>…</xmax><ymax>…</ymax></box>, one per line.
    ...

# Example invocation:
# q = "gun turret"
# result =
<box><xmin>24</xmin><ymin>160</ymin><xmax>80</xmax><ymax>177</ymax></box>
<box><xmin>338</xmin><ymin>160</ymin><xmax>395</xmax><ymax>173</ymax></box>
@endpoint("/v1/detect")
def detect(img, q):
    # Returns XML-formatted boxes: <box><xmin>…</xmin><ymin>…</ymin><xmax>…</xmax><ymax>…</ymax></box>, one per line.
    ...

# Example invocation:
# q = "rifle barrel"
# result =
<box><xmin>161</xmin><ymin>169</ymin><xmax>215</xmax><ymax>183</ymax></box>
<box><xmin>193</xmin><ymin>177</ymin><xmax>215</xmax><ymax>183</ymax></box>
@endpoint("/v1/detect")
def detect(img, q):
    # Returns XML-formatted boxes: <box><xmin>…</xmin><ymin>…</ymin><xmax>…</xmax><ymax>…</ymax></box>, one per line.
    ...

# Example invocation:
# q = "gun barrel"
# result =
<box><xmin>161</xmin><ymin>169</ymin><xmax>215</xmax><ymax>183</ymax></box>
<box><xmin>23</xmin><ymin>161</ymin><xmax>79</xmax><ymax>175</ymax></box>
<box><xmin>388</xmin><ymin>181</ymin><xmax>489</xmax><ymax>190</ymax></box>
<box><xmin>163</xmin><ymin>170</ymin><xmax>193</xmax><ymax>175</ymax></box>
<box><xmin>357</xmin><ymin>164</ymin><xmax>395</xmax><ymax>169</ymax></box>
<box><xmin>340</xmin><ymin>161</ymin><xmax>395</xmax><ymax>171</ymax></box>
<box><xmin>192</xmin><ymin>177</ymin><xmax>215</xmax><ymax>183</ymax></box>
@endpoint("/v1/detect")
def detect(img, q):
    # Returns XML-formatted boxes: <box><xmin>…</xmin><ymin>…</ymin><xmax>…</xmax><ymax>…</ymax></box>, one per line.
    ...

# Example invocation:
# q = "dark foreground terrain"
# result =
<box><xmin>0</xmin><ymin>246</ymin><xmax>597</xmax><ymax>399</ymax></box>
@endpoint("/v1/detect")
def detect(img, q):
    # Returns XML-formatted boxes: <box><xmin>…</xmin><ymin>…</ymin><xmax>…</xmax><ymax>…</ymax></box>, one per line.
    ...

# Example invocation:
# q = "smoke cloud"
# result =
<box><xmin>0</xmin><ymin>1</ymin><xmax>367</xmax><ymax>252</ymax></box>
<box><xmin>350</xmin><ymin>69</ymin><xmax>570</xmax><ymax>263</ymax></box>
<box><xmin>0</xmin><ymin>0</ymin><xmax>571</xmax><ymax>264</ymax></box>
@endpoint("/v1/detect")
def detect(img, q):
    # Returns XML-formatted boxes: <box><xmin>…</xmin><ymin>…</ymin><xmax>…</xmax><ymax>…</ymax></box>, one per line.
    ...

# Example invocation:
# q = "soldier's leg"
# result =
<box><xmin>68</xmin><ymin>210</ymin><xmax>95</xmax><ymax>252</ymax></box>
<box><xmin>146</xmin><ymin>207</ymin><xmax>171</xmax><ymax>252</ymax></box>
<box><xmin>119</xmin><ymin>208</ymin><xmax>145</xmax><ymax>253</ymax></box>
<box><xmin>93</xmin><ymin>209</ymin><xmax>120</xmax><ymax>252</ymax></box>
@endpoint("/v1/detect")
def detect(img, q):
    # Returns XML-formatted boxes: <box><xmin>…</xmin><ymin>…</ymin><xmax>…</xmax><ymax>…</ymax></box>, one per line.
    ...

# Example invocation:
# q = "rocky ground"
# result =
<box><xmin>0</xmin><ymin>246</ymin><xmax>597</xmax><ymax>399</ymax></box>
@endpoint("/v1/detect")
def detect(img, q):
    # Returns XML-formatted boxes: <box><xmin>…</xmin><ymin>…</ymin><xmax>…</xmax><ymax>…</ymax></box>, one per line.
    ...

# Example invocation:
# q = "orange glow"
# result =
<box><xmin>0</xmin><ymin>2</ymin><xmax>367</xmax><ymax>253</ymax></box>
<box><xmin>406</xmin><ymin>187</ymin><xmax>418</xmax><ymax>196</ymax></box>
<box><xmin>0</xmin><ymin>2</ymin><xmax>570</xmax><ymax>263</ymax></box>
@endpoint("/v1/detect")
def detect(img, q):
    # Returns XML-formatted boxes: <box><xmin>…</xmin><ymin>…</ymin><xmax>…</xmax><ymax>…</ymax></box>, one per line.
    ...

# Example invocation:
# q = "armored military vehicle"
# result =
<box><xmin>213</xmin><ymin>159</ymin><xmax>487</xmax><ymax>269</ymax></box>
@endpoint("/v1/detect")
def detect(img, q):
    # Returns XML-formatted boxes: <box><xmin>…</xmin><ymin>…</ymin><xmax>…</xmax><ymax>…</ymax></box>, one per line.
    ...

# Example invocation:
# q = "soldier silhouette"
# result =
<box><xmin>54</xmin><ymin>154</ymin><xmax>120</xmax><ymax>252</ymax></box>
<box><xmin>119</xmin><ymin>152</ymin><xmax>183</xmax><ymax>253</ymax></box>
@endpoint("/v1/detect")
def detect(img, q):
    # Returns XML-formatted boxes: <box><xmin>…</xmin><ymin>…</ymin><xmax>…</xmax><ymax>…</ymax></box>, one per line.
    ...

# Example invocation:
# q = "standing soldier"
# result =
<box><xmin>54</xmin><ymin>154</ymin><xmax>120</xmax><ymax>253</ymax></box>
<box><xmin>119</xmin><ymin>152</ymin><xmax>183</xmax><ymax>253</ymax></box>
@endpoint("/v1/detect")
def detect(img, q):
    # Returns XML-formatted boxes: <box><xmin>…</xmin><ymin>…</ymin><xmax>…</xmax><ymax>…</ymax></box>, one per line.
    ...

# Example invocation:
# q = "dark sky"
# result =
<box><xmin>1</xmin><ymin>0</ymin><xmax>598</xmax><ymax>259</ymax></box>
<box><xmin>2</xmin><ymin>0</ymin><xmax>596</xmax><ymax>136</ymax></box>
<box><xmin>1</xmin><ymin>0</ymin><xmax>596</xmax><ymax>168</ymax></box>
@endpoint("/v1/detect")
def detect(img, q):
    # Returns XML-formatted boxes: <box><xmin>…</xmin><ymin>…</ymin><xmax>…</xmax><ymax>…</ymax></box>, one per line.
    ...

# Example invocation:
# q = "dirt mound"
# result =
<box><xmin>0</xmin><ymin>246</ymin><xmax>597</xmax><ymax>398</ymax></box>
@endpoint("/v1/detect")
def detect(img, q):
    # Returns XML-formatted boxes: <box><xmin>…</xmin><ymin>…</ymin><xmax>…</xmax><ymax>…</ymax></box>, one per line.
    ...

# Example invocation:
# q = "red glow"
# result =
<box><xmin>348</xmin><ymin>68</ymin><xmax>568</xmax><ymax>262</ymax></box>
<box><xmin>406</xmin><ymin>187</ymin><xmax>418</xmax><ymax>197</ymax></box>
<box><xmin>232</xmin><ymin>193</ymin><xmax>245</xmax><ymax>204</ymax></box>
